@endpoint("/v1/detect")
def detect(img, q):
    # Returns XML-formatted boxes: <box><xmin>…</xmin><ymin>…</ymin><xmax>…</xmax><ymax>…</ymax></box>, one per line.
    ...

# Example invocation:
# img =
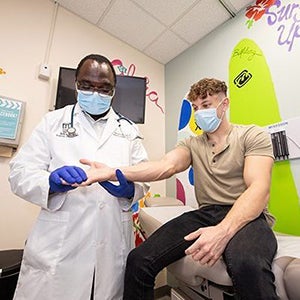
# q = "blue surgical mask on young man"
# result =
<box><xmin>194</xmin><ymin>99</ymin><xmax>225</xmax><ymax>133</ymax></box>
<box><xmin>77</xmin><ymin>90</ymin><xmax>114</xmax><ymax>115</ymax></box>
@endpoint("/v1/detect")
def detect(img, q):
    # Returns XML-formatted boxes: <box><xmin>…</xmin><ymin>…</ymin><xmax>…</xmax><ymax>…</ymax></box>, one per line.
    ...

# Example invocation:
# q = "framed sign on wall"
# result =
<box><xmin>0</xmin><ymin>95</ymin><xmax>25</xmax><ymax>148</ymax></box>
<box><xmin>267</xmin><ymin>117</ymin><xmax>300</xmax><ymax>161</ymax></box>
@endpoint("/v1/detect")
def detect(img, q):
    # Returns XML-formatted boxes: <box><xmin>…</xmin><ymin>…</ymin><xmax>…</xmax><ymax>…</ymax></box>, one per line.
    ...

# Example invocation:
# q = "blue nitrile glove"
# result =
<box><xmin>99</xmin><ymin>169</ymin><xmax>134</xmax><ymax>199</ymax></box>
<box><xmin>49</xmin><ymin>166</ymin><xmax>87</xmax><ymax>193</ymax></box>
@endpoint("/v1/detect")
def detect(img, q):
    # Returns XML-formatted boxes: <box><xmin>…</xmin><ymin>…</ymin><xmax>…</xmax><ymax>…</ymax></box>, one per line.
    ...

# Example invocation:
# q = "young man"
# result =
<box><xmin>80</xmin><ymin>78</ymin><xmax>278</xmax><ymax>300</ymax></box>
<box><xmin>9</xmin><ymin>54</ymin><xmax>149</xmax><ymax>300</ymax></box>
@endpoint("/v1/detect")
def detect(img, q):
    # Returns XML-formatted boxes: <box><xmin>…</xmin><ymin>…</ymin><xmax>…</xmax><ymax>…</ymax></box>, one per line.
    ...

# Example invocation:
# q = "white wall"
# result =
<box><xmin>0</xmin><ymin>0</ymin><xmax>165</xmax><ymax>249</ymax></box>
<box><xmin>165</xmin><ymin>0</ymin><xmax>300</xmax><ymax>197</ymax></box>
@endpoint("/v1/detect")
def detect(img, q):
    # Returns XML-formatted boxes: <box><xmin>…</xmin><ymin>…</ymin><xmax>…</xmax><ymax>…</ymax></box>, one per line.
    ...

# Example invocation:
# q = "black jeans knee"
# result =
<box><xmin>123</xmin><ymin>206</ymin><xmax>278</xmax><ymax>300</ymax></box>
<box><xmin>223</xmin><ymin>216</ymin><xmax>278</xmax><ymax>300</ymax></box>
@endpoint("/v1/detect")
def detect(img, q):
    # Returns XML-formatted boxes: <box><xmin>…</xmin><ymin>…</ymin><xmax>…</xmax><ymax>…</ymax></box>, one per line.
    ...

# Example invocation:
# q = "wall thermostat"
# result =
<box><xmin>38</xmin><ymin>63</ymin><xmax>51</xmax><ymax>80</ymax></box>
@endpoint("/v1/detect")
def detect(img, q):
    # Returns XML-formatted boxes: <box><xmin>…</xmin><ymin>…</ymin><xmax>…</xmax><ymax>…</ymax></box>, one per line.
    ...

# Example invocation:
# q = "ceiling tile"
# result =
<box><xmin>130</xmin><ymin>0</ymin><xmax>198</xmax><ymax>26</ymax></box>
<box><xmin>99</xmin><ymin>0</ymin><xmax>165</xmax><ymax>50</ymax></box>
<box><xmin>171</xmin><ymin>0</ymin><xmax>231</xmax><ymax>45</ymax></box>
<box><xmin>57</xmin><ymin>0</ymin><xmax>111</xmax><ymax>24</ymax></box>
<box><xmin>50</xmin><ymin>0</ymin><xmax>252</xmax><ymax>64</ymax></box>
<box><xmin>144</xmin><ymin>30</ymin><xmax>189</xmax><ymax>64</ymax></box>
<box><xmin>223</xmin><ymin>0</ymin><xmax>254</xmax><ymax>13</ymax></box>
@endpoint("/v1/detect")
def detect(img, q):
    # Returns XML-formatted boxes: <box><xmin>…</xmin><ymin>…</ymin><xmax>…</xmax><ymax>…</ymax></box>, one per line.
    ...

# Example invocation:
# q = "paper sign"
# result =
<box><xmin>0</xmin><ymin>96</ymin><xmax>22</xmax><ymax>139</ymax></box>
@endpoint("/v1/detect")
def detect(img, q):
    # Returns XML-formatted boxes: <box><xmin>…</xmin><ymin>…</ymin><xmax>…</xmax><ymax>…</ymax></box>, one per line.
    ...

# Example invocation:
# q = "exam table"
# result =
<box><xmin>139</xmin><ymin>197</ymin><xmax>300</xmax><ymax>300</ymax></box>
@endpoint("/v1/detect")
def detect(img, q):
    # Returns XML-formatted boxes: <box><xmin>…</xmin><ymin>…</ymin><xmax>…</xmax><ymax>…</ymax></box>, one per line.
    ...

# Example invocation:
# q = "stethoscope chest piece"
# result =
<box><xmin>65</xmin><ymin>104</ymin><xmax>78</xmax><ymax>138</ymax></box>
<box><xmin>66</xmin><ymin>127</ymin><xmax>77</xmax><ymax>138</ymax></box>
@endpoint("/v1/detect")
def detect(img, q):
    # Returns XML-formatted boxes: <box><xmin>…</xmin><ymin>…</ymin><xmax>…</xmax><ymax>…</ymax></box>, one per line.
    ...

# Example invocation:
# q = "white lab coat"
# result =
<box><xmin>9</xmin><ymin>104</ymin><xmax>149</xmax><ymax>300</ymax></box>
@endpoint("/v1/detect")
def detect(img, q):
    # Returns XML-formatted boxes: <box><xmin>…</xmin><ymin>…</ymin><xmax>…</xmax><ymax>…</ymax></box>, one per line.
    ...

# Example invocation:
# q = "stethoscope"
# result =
<box><xmin>115</xmin><ymin>112</ymin><xmax>143</xmax><ymax>141</ymax></box>
<box><xmin>65</xmin><ymin>104</ymin><xmax>143</xmax><ymax>141</ymax></box>
<box><xmin>65</xmin><ymin>104</ymin><xmax>77</xmax><ymax>138</ymax></box>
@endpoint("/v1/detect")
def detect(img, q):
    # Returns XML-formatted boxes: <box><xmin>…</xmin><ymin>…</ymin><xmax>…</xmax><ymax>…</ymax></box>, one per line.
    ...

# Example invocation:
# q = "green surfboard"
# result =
<box><xmin>229</xmin><ymin>38</ymin><xmax>300</xmax><ymax>235</ymax></box>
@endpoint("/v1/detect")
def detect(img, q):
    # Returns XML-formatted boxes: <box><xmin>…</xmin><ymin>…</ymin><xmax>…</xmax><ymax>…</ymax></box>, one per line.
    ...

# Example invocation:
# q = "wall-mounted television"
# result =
<box><xmin>55</xmin><ymin>67</ymin><xmax>146</xmax><ymax>124</ymax></box>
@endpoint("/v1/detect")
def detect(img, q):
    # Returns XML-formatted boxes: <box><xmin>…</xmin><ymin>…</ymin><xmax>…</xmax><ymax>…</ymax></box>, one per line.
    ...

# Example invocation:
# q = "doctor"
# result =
<box><xmin>9</xmin><ymin>54</ymin><xmax>149</xmax><ymax>300</ymax></box>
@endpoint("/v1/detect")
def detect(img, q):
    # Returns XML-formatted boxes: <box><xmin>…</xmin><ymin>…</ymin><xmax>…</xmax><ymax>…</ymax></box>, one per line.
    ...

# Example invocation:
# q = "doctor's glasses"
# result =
<box><xmin>76</xmin><ymin>81</ymin><xmax>115</xmax><ymax>96</ymax></box>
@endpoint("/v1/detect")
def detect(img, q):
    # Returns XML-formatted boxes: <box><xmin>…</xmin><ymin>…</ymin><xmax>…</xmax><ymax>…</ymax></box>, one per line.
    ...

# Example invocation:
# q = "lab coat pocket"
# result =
<box><xmin>23</xmin><ymin>210</ymin><xmax>69</xmax><ymax>275</ymax></box>
<box><xmin>121</xmin><ymin>211</ymin><xmax>134</xmax><ymax>253</ymax></box>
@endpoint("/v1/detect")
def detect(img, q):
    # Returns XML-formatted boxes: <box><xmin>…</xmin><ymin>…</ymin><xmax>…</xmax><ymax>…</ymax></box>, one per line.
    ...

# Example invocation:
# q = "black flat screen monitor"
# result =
<box><xmin>55</xmin><ymin>67</ymin><xmax>146</xmax><ymax>124</ymax></box>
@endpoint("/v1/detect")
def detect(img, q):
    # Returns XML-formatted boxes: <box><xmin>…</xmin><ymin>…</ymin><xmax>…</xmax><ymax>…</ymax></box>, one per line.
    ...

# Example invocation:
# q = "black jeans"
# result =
<box><xmin>123</xmin><ymin>205</ymin><xmax>278</xmax><ymax>300</ymax></box>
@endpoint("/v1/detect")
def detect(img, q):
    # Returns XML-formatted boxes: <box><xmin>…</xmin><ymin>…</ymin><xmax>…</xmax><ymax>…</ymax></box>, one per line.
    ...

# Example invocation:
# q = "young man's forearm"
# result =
<box><xmin>120</xmin><ymin>147</ymin><xmax>191</xmax><ymax>182</ymax></box>
<box><xmin>218</xmin><ymin>181</ymin><xmax>271</xmax><ymax>239</ymax></box>
<box><xmin>120</xmin><ymin>160</ymin><xmax>177</xmax><ymax>182</ymax></box>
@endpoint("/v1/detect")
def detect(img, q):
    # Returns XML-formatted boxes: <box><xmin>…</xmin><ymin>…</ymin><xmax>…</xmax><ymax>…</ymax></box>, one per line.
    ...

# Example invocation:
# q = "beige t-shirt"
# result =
<box><xmin>178</xmin><ymin>124</ymin><xmax>275</xmax><ymax>226</ymax></box>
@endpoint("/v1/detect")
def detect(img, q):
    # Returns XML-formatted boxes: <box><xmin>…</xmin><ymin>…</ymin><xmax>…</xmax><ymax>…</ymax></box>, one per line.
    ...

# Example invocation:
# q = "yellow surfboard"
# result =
<box><xmin>229</xmin><ymin>38</ymin><xmax>300</xmax><ymax>235</ymax></box>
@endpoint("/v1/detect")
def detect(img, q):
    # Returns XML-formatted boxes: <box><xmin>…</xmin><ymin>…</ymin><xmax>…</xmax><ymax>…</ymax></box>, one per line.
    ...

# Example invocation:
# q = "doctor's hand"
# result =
<box><xmin>99</xmin><ymin>169</ymin><xmax>134</xmax><ymax>199</ymax></box>
<box><xmin>49</xmin><ymin>166</ymin><xmax>87</xmax><ymax>193</ymax></box>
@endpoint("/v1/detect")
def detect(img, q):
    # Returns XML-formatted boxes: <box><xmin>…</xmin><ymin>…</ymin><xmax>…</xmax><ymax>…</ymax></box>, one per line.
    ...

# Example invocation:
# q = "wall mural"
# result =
<box><xmin>111</xmin><ymin>59</ymin><xmax>164</xmax><ymax>114</ymax></box>
<box><xmin>176</xmin><ymin>36</ymin><xmax>300</xmax><ymax>235</ymax></box>
<box><xmin>229</xmin><ymin>38</ymin><xmax>300</xmax><ymax>236</ymax></box>
<box><xmin>176</xmin><ymin>99</ymin><xmax>199</xmax><ymax>209</ymax></box>
<box><xmin>246</xmin><ymin>0</ymin><xmax>300</xmax><ymax>52</ymax></box>
<box><xmin>245</xmin><ymin>0</ymin><xmax>276</xmax><ymax>28</ymax></box>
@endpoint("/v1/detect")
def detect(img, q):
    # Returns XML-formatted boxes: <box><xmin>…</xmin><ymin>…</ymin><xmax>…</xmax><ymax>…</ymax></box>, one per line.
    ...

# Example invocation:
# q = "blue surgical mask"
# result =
<box><xmin>194</xmin><ymin>100</ymin><xmax>224</xmax><ymax>133</ymax></box>
<box><xmin>77</xmin><ymin>90</ymin><xmax>114</xmax><ymax>115</ymax></box>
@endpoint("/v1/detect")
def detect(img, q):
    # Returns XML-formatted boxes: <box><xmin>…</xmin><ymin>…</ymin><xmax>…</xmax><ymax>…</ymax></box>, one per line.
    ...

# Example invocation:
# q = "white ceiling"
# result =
<box><xmin>53</xmin><ymin>0</ymin><xmax>253</xmax><ymax>64</ymax></box>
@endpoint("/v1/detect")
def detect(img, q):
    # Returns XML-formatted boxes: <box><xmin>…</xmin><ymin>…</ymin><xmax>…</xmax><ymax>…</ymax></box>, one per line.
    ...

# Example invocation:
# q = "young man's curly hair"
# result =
<box><xmin>187</xmin><ymin>78</ymin><xmax>227</xmax><ymax>102</ymax></box>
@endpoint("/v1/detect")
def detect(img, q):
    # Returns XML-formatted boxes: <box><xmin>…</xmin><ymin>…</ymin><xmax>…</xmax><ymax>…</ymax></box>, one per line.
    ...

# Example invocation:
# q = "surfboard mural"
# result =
<box><xmin>229</xmin><ymin>38</ymin><xmax>300</xmax><ymax>235</ymax></box>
